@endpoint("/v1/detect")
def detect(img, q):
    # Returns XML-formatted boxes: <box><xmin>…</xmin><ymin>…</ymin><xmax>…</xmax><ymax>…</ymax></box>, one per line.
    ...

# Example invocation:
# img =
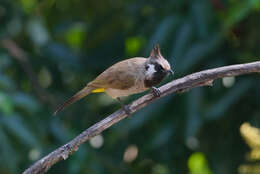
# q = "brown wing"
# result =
<box><xmin>88</xmin><ymin>58</ymin><xmax>146</xmax><ymax>90</ymax></box>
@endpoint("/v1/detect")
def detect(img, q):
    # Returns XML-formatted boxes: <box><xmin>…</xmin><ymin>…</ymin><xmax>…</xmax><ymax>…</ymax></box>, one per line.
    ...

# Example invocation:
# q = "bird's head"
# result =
<box><xmin>144</xmin><ymin>44</ymin><xmax>173</xmax><ymax>87</ymax></box>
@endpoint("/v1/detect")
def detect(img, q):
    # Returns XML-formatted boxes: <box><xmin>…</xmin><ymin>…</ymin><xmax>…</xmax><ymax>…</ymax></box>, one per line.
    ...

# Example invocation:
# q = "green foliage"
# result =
<box><xmin>188</xmin><ymin>152</ymin><xmax>212</xmax><ymax>174</ymax></box>
<box><xmin>0</xmin><ymin>0</ymin><xmax>260</xmax><ymax>173</ymax></box>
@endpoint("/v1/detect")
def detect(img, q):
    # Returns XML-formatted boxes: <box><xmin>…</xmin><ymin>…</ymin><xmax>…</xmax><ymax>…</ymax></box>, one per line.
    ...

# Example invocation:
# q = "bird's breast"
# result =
<box><xmin>144</xmin><ymin>71</ymin><xmax>168</xmax><ymax>88</ymax></box>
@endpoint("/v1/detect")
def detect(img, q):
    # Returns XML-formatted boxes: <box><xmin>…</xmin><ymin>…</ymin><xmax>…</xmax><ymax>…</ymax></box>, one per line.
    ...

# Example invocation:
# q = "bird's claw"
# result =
<box><xmin>151</xmin><ymin>87</ymin><xmax>161</xmax><ymax>97</ymax></box>
<box><xmin>123</xmin><ymin>105</ymin><xmax>131</xmax><ymax>116</ymax></box>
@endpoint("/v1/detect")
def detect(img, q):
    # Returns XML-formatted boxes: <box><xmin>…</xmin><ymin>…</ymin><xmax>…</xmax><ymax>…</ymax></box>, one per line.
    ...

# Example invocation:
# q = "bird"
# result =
<box><xmin>53</xmin><ymin>44</ymin><xmax>173</xmax><ymax>115</ymax></box>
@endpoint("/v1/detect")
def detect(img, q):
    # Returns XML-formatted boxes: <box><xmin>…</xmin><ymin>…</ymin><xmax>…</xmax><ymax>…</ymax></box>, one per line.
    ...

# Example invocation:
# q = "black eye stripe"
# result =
<box><xmin>154</xmin><ymin>64</ymin><xmax>163</xmax><ymax>71</ymax></box>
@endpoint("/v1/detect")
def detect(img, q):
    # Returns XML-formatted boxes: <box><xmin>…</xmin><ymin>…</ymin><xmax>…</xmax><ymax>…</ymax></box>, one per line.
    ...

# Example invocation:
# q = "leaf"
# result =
<box><xmin>125</xmin><ymin>36</ymin><xmax>145</xmax><ymax>56</ymax></box>
<box><xmin>26</xmin><ymin>17</ymin><xmax>49</xmax><ymax>45</ymax></box>
<box><xmin>1</xmin><ymin>115</ymin><xmax>39</xmax><ymax>147</ymax></box>
<box><xmin>65</xmin><ymin>23</ymin><xmax>86</xmax><ymax>49</ymax></box>
<box><xmin>20</xmin><ymin>0</ymin><xmax>37</xmax><ymax>14</ymax></box>
<box><xmin>113</xmin><ymin>95</ymin><xmax>173</xmax><ymax>133</ymax></box>
<box><xmin>0</xmin><ymin>92</ymin><xmax>14</xmax><ymax>115</ymax></box>
<box><xmin>11</xmin><ymin>92</ymin><xmax>39</xmax><ymax>113</ymax></box>
<box><xmin>188</xmin><ymin>152</ymin><xmax>213</xmax><ymax>174</ymax></box>
<box><xmin>190</xmin><ymin>1</ymin><xmax>211</xmax><ymax>38</ymax></box>
<box><xmin>152</xmin><ymin>164</ymin><xmax>170</xmax><ymax>174</ymax></box>
<box><xmin>0</xmin><ymin>73</ymin><xmax>15</xmax><ymax>90</ymax></box>
<box><xmin>179</xmin><ymin>33</ymin><xmax>222</xmax><ymax>73</ymax></box>
<box><xmin>185</xmin><ymin>88</ymin><xmax>203</xmax><ymax>138</ymax></box>
<box><xmin>50</xmin><ymin>118</ymin><xmax>71</xmax><ymax>143</ymax></box>
<box><xmin>0</xmin><ymin>125</ymin><xmax>18</xmax><ymax>173</ymax></box>
<box><xmin>43</xmin><ymin>42</ymin><xmax>80</xmax><ymax>69</ymax></box>
<box><xmin>170</xmin><ymin>21</ymin><xmax>193</xmax><ymax>66</ymax></box>
<box><xmin>146</xmin><ymin>16</ymin><xmax>180</xmax><ymax>54</ymax></box>
<box><xmin>224</xmin><ymin>0</ymin><xmax>259</xmax><ymax>29</ymax></box>
<box><xmin>205</xmin><ymin>79</ymin><xmax>252</xmax><ymax>120</ymax></box>
<box><xmin>0</xmin><ymin>53</ymin><xmax>12</xmax><ymax>70</ymax></box>
<box><xmin>150</xmin><ymin>124</ymin><xmax>174</xmax><ymax>149</ymax></box>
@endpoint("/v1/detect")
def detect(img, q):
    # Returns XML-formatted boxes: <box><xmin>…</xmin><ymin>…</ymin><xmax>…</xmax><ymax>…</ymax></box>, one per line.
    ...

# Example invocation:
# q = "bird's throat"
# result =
<box><xmin>144</xmin><ymin>71</ymin><xmax>167</xmax><ymax>88</ymax></box>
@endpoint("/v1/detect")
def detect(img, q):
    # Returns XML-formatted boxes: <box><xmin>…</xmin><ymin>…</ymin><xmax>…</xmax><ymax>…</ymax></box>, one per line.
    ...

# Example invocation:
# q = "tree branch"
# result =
<box><xmin>23</xmin><ymin>61</ymin><xmax>260</xmax><ymax>174</ymax></box>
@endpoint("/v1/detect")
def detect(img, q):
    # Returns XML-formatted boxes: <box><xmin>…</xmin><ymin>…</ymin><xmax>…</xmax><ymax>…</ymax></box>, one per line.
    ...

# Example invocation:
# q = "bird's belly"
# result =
<box><xmin>105</xmin><ymin>86</ymin><xmax>148</xmax><ymax>99</ymax></box>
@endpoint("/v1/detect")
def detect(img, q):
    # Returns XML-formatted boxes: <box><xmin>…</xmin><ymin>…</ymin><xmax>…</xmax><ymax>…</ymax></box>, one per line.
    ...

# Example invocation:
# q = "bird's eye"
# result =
<box><xmin>145</xmin><ymin>65</ymin><xmax>149</xmax><ymax>70</ymax></box>
<box><xmin>156</xmin><ymin>64</ymin><xmax>164</xmax><ymax>71</ymax></box>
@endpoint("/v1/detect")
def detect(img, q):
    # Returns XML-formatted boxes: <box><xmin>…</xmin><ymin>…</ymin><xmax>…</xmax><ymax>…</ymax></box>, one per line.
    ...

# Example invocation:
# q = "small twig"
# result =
<box><xmin>0</xmin><ymin>38</ymin><xmax>55</xmax><ymax>106</ymax></box>
<box><xmin>23</xmin><ymin>61</ymin><xmax>260</xmax><ymax>174</ymax></box>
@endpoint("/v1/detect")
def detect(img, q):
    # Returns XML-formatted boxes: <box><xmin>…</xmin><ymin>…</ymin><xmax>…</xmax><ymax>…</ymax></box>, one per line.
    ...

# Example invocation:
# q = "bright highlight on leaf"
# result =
<box><xmin>29</xmin><ymin>148</ymin><xmax>41</xmax><ymax>161</ymax></box>
<box><xmin>188</xmin><ymin>152</ymin><xmax>213</xmax><ymax>174</ymax></box>
<box><xmin>125</xmin><ymin>37</ymin><xmax>145</xmax><ymax>56</ymax></box>
<box><xmin>222</xmin><ymin>77</ymin><xmax>235</xmax><ymax>88</ymax></box>
<box><xmin>38</xmin><ymin>67</ymin><xmax>52</xmax><ymax>88</ymax></box>
<box><xmin>65</xmin><ymin>23</ymin><xmax>86</xmax><ymax>49</ymax></box>
<box><xmin>239</xmin><ymin>123</ymin><xmax>260</xmax><ymax>173</ymax></box>
<box><xmin>123</xmin><ymin>145</ymin><xmax>138</xmax><ymax>163</ymax></box>
<box><xmin>152</xmin><ymin>164</ymin><xmax>170</xmax><ymax>174</ymax></box>
<box><xmin>21</xmin><ymin>0</ymin><xmax>36</xmax><ymax>13</ymax></box>
<box><xmin>89</xmin><ymin>135</ymin><xmax>104</xmax><ymax>149</ymax></box>
<box><xmin>0</xmin><ymin>92</ymin><xmax>13</xmax><ymax>115</ymax></box>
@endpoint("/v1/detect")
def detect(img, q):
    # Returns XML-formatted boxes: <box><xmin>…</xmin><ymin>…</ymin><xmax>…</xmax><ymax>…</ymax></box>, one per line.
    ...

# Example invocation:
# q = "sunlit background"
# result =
<box><xmin>0</xmin><ymin>0</ymin><xmax>260</xmax><ymax>173</ymax></box>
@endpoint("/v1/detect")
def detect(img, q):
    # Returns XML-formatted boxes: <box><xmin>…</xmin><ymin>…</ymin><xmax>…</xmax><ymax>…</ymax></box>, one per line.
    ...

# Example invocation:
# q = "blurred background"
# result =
<box><xmin>0</xmin><ymin>0</ymin><xmax>260</xmax><ymax>173</ymax></box>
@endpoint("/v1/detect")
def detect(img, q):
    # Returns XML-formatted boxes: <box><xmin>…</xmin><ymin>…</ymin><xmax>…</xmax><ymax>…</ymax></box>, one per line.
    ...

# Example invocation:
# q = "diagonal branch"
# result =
<box><xmin>23</xmin><ymin>61</ymin><xmax>260</xmax><ymax>174</ymax></box>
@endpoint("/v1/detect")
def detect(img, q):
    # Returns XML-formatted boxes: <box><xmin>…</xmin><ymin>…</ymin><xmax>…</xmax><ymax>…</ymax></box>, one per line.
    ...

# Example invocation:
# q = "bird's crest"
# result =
<box><xmin>150</xmin><ymin>44</ymin><xmax>162</xmax><ymax>59</ymax></box>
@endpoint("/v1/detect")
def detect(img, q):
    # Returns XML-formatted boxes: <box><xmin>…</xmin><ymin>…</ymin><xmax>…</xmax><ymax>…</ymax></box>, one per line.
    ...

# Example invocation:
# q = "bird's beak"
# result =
<box><xmin>168</xmin><ymin>69</ymin><xmax>174</xmax><ymax>76</ymax></box>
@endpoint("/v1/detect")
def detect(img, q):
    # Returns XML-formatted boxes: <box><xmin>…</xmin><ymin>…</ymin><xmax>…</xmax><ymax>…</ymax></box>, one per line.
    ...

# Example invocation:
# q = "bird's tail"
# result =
<box><xmin>53</xmin><ymin>86</ymin><xmax>94</xmax><ymax>115</ymax></box>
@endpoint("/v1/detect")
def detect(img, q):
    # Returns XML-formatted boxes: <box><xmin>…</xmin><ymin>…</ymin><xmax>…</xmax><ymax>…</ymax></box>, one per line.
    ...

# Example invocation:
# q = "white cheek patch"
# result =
<box><xmin>146</xmin><ymin>64</ymin><xmax>157</xmax><ymax>77</ymax></box>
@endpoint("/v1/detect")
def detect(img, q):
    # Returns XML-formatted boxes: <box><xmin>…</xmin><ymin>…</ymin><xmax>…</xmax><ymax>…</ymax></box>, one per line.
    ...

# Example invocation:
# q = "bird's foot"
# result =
<box><xmin>117</xmin><ymin>97</ymin><xmax>131</xmax><ymax>116</ymax></box>
<box><xmin>150</xmin><ymin>87</ymin><xmax>161</xmax><ymax>97</ymax></box>
<box><xmin>122</xmin><ymin>105</ymin><xmax>131</xmax><ymax>116</ymax></box>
